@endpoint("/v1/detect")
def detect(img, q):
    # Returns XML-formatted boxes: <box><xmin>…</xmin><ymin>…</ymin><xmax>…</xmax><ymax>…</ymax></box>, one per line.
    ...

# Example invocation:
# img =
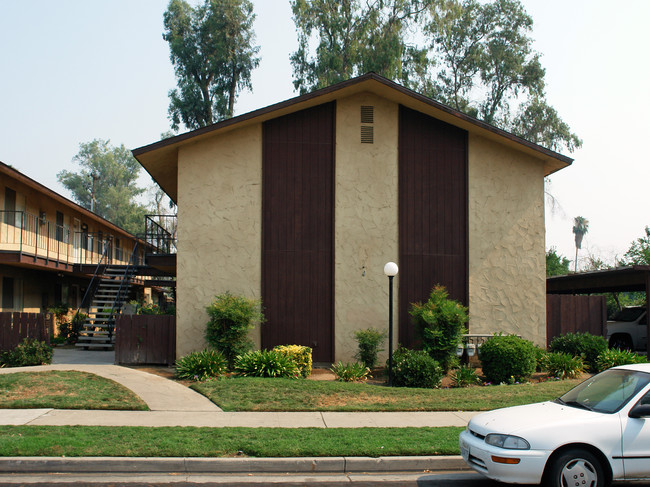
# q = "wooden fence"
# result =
<box><xmin>115</xmin><ymin>315</ymin><xmax>176</xmax><ymax>365</ymax></box>
<box><xmin>0</xmin><ymin>312</ymin><xmax>50</xmax><ymax>351</ymax></box>
<box><xmin>546</xmin><ymin>294</ymin><xmax>607</xmax><ymax>346</ymax></box>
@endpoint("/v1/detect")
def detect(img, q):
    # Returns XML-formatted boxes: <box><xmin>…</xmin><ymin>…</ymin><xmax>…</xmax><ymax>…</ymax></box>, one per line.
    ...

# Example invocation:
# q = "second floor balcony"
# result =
<box><xmin>0</xmin><ymin>210</ymin><xmax>145</xmax><ymax>269</ymax></box>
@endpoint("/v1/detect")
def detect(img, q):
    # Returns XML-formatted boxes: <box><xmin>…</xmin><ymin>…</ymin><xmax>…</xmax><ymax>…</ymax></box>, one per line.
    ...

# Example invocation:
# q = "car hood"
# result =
<box><xmin>469</xmin><ymin>401</ymin><xmax>604</xmax><ymax>438</ymax></box>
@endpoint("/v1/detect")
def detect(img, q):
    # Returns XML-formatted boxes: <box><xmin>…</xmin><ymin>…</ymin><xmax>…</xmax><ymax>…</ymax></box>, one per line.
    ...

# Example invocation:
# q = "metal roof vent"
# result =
<box><xmin>360</xmin><ymin>105</ymin><xmax>374</xmax><ymax>124</ymax></box>
<box><xmin>361</xmin><ymin>106</ymin><xmax>374</xmax><ymax>143</ymax></box>
<box><xmin>361</xmin><ymin>125</ymin><xmax>374</xmax><ymax>144</ymax></box>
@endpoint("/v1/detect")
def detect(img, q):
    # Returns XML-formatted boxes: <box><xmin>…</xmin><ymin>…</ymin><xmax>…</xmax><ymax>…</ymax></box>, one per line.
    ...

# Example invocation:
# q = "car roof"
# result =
<box><xmin>613</xmin><ymin>363</ymin><xmax>650</xmax><ymax>373</ymax></box>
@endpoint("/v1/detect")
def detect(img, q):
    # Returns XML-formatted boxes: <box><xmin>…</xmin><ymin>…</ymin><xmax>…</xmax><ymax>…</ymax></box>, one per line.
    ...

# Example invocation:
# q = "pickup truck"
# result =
<box><xmin>606</xmin><ymin>306</ymin><xmax>647</xmax><ymax>351</ymax></box>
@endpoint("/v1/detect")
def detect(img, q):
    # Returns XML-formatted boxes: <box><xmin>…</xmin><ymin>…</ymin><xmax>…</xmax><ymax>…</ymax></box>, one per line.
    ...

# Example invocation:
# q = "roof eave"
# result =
<box><xmin>132</xmin><ymin>73</ymin><xmax>573</xmax><ymax>201</ymax></box>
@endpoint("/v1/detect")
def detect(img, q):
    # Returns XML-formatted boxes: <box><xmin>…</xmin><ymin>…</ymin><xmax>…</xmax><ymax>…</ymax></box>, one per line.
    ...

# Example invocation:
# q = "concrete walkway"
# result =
<box><xmin>0</xmin><ymin>348</ymin><xmax>479</xmax><ymax>428</ymax></box>
<box><xmin>0</xmin><ymin>348</ymin><xmax>481</xmax><ymax>483</ymax></box>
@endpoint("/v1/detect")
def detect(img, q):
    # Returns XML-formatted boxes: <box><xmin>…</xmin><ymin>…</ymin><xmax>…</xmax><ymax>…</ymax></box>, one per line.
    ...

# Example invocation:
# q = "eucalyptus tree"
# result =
<box><xmin>290</xmin><ymin>0</ymin><xmax>430</xmax><ymax>94</ymax></box>
<box><xmin>572</xmin><ymin>216</ymin><xmax>590</xmax><ymax>272</ymax></box>
<box><xmin>163</xmin><ymin>0</ymin><xmax>260</xmax><ymax>130</ymax></box>
<box><xmin>57</xmin><ymin>139</ymin><xmax>149</xmax><ymax>236</ymax></box>
<box><xmin>291</xmin><ymin>0</ymin><xmax>581</xmax><ymax>155</ymax></box>
<box><xmin>424</xmin><ymin>0</ymin><xmax>581</xmax><ymax>153</ymax></box>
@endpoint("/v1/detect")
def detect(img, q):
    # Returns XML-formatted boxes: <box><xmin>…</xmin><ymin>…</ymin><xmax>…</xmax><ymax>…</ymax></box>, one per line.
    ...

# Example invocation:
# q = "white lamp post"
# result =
<box><xmin>383</xmin><ymin>262</ymin><xmax>398</xmax><ymax>386</ymax></box>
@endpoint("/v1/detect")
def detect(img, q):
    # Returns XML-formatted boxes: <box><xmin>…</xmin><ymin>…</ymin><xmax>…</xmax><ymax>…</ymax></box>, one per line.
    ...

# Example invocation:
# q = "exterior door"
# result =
<box><xmin>398</xmin><ymin>105</ymin><xmax>468</xmax><ymax>347</ymax></box>
<box><xmin>262</xmin><ymin>102</ymin><xmax>335</xmax><ymax>363</ymax></box>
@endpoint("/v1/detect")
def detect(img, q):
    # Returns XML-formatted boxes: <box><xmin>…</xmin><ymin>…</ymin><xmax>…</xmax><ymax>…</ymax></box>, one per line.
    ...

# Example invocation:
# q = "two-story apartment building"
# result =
<box><xmin>133</xmin><ymin>73</ymin><xmax>572</xmax><ymax>363</ymax></box>
<box><xmin>0</xmin><ymin>161</ymin><xmax>160</xmax><ymax>315</ymax></box>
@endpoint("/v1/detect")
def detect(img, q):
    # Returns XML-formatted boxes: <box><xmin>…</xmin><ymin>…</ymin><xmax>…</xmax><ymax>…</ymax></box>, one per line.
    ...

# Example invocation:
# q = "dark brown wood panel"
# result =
<box><xmin>398</xmin><ymin>105</ymin><xmax>468</xmax><ymax>347</ymax></box>
<box><xmin>115</xmin><ymin>315</ymin><xmax>176</xmax><ymax>365</ymax></box>
<box><xmin>262</xmin><ymin>102</ymin><xmax>335</xmax><ymax>362</ymax></box>
<box><xmin>0</xmin><ymin>312</ymin><xmax>49</xmax><ymax>351</ymax></box>
<box><xmin>546</xmin><ymin>294</ymin><xmax>607</xmax><ymax>346</ymax></box>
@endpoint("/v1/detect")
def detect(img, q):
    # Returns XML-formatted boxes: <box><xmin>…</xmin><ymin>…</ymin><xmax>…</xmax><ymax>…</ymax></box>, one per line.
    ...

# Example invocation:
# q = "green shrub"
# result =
<box><xmin>479</xmin><ymin>334</ymin><xmax>536</xmax><ymax>384</ymax></box>
<box><xmin>330</xmin><ymin>361</ymin><xmax>371</xmax><ymax>382</ymax></box>
<box><xmin>234</xmin><ymin>349</ymin><xmax>299</xmax><ymax>378</ymax></box>
<box><xmin>205</xmin><ymin>292</ymin><xmax>264</xmax><ymax>367</ymax></box>
<box><xmin>450</xmin><ymin>365</ymin><xmax>481</xmax><ymax>388</ymax></box>
<box><xmin>135</xmin><ymin>302</ymin><xmax>176</xmax><ymax>316</ymax></box>
<box><xmin>1</xmin><ymin>338</ymin><xmax>53</xmax><ymax>367</ymax></box>
<box><xmin>353</xmin><ymin>328</ymin><xmax>386</xmax><ymax>369</ymax></box>
<box><xmin>138</xmin><ymin>303</ymin><xmax>164</xmax><ymax>315</ymax></box>
<box><xmin>175</xmin><ymin>349</ymin><xmax>228</xmax><ymax>381</ymax></box>
<box><xmin>596</xmin><ymin>348</ymin><xmax>646</xmax><ymax>372</ymax></box>
<box><xmin>69</xmin><ymin>312</ymin><xmax>87</xmax><ymax>344</ymax></box>
<box><xmin>548</xmin><ymin>332</ymin><xmax>608</xmax><ymax>372</ymax></box>
<box><xmin>273</xmin><ymin>344</ymin><xmax>312</xmax><ymax>378</ymax></box>
<box><xmin>409</xmin><ymin>285</ymin><xmax>468</xmax><ymax>372</ymax></box>
<box><xmin>391</xmin><ymin>347</ymin><xmax>443</xmax><ymax>388</ymax></box>
<box><xmin>532</xmin><ymin>345</ymin><xmax>548</xmax><ymax>372</ymax></box>
<box><xmin>545</xmin><ymin>352</ymin><xmax>585</xmax><ymax>379</ymax></box>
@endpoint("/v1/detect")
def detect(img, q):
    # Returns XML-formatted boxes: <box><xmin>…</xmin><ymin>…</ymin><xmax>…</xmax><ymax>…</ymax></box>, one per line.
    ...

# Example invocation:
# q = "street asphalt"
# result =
<box><xmin>0</xmin><ymin>348</ymin><xmax>479</xmax><ymax>484</ymax></box>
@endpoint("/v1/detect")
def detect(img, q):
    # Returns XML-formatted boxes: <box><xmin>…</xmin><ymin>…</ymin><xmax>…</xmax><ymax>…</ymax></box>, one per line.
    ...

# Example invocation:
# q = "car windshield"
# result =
<box><xmin>610</xmin><ymin>307</ymin><xmax>645</xmax><ymax>322</ymax></box>
<box><xmin>558</xmin><ymin>369</ymin><xmax>650</xmax><ymax>414</ymax></box>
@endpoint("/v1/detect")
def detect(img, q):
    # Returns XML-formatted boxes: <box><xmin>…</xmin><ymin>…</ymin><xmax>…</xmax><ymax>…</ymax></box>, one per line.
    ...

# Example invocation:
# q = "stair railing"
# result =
<box><xmin>73</xmin><ymin>241</ymin><xmax>111</xmax><ymax>340</ymax></box>
<box><xmin>107</xmin><ymin>242</ymin><xmax>140</xmax><ymax>341</ymax></box>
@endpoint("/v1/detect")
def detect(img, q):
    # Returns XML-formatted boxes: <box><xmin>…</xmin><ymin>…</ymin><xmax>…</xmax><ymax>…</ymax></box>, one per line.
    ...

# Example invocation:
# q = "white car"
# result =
<box><xmin>606</xmin><ymin>306</ymin><xmax>647</xmax><ymax>351</ymax></box>
<box><xmin>459</xmin><ymin>364</ymin><xmax>650</xmax><ymax>486</ymax></box>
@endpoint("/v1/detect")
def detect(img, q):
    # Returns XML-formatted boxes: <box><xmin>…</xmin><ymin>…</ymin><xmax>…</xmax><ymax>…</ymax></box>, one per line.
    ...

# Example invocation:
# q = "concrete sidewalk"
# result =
<box><xmin>1</xmin><ymin>409</ymin><xmax>475</xmax><ymax>427</ymax></box>
<box><xmin>0</xmin><ymin>349</ymin><xmax>477</xmax><ymax>482</ymax></box>
<box><xmin>0</xmin><ymin>348</ymin><xmax>479</xmax><ymax>428</ymax></box>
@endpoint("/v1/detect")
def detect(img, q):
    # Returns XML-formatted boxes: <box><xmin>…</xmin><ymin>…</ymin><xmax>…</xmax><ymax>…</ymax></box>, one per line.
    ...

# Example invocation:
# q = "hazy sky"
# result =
<box><xmin>1</xmin><ymin>1</ymin><xmax>648</xmax><ymax>268</ymax></box>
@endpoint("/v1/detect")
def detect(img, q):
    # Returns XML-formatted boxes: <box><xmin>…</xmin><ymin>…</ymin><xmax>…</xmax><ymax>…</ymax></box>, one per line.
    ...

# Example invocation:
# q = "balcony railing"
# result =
<box><xmin>0</xmin><ymin>210</ymin><xmax>143</xmax><ymax>267</ymax></box>
<box><xmin>144</xmin><ymin>215</ymin><xmax>177</xmax><ymax>255</ymax></box>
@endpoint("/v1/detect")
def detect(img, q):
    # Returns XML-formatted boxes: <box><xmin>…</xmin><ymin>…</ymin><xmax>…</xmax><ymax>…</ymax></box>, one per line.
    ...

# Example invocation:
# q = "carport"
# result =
<box><xmin>547</xmin><ymin>265</ymin><xmax>650</xmax><ymax>354</ymax></box>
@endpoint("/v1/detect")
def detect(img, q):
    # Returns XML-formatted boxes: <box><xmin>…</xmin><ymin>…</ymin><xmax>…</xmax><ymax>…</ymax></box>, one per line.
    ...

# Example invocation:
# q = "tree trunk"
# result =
<box><xmin>228</xmin><ymin>66</ymin><xmax>238</xmax><ymax>119</ymax></box>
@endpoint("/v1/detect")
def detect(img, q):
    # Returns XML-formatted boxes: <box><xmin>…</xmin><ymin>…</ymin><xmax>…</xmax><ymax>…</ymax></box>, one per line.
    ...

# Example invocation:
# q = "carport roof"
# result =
<box><xmin>547</xmin><ymin>265</ymin><xmax>650</xmax><ymax>294</ymax></box>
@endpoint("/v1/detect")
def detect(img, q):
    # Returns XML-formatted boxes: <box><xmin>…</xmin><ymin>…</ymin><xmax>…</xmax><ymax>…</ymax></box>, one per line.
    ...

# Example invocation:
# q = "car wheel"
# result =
<box><xmin>545</xmin><ymin>448</ymin><xmax>607</xmax><ymax>487</ymax></box>
<box><xmin>609</xmin><ymin>334</ymin><xmax>633</xmax><ymax>351</ymax></box>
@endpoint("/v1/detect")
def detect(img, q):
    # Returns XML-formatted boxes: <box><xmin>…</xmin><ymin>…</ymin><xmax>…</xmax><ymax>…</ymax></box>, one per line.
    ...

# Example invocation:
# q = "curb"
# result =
<box><xmin>0</xmin><ymin>456</ymin><xmax>469</xmax><ymax>474</ymax></box>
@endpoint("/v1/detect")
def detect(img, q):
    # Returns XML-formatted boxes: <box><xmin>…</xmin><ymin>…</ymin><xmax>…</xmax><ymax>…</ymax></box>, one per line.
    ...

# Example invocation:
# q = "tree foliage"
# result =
<box><xmin>546</xmin><ymin>247</ymin><xmax>570</xmax><ymax>277</ymax></box>
<box><xmin>291</xmin><ymin>0</ymin><xmax>581</xmax><ymax>154</ymax></box>
<box><xmin>621</xmin><ymin>226</ymin><xmax>650</xmax><ymax>266</ymax></box>
<box><xmin>290</xmin><ymin>0</ymin><xmax>430</xmax><ymax>94</ymax></box>
<box><xmin>572</xmin><ymin>216</ymin><xmax>589</xmax><ymax>272</ymax></box>
<box><xmin>163</xmin><ymin>0</ymin><xmax>260</xmax><ymax>130</ymax></box>
<box><xmin>409</xmin><ymin>284</ymin><xmax>468</xmax><ymax>372</ymax></box>
<box><xmin>57</xmin><ymin>139</ymin><xmax>149</xmax><ymax>235</ymax></box>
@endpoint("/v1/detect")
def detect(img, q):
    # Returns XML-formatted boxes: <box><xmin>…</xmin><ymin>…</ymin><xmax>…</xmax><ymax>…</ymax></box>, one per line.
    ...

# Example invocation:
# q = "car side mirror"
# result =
<box><xmin>629</xmin><ymin>404</ymin><xmax>650</xmax><ymax>419</ymax></box>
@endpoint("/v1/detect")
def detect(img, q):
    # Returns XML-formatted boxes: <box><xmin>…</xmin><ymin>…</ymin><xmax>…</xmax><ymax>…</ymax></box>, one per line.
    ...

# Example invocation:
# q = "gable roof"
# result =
<box><xmin>133</xmin><ymin>72</ymin><xmax>573</xmax><ymax>203</ymax></box>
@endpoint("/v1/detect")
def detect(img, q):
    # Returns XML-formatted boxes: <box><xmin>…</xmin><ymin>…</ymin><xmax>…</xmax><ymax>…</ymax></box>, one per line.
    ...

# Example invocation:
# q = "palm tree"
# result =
<box><xmin>572</xmin><ymin>216</ymin><xmax>589</xmax><ymax>272</ymax></box>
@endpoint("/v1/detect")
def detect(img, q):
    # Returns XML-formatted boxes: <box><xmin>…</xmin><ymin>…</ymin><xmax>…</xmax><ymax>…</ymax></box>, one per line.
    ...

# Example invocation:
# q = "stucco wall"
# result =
<box><xmin>467</xmin><ymin>133</ymin><xmax>546</xmax><ymax>345</ymax></box>
<box><xmin>176</xmin><ymin>124</ymin><xmax>262</xmax><ymax>357</ymax></box>
<box><xmin>335</xmin><ymin>93</ymin><xmax>399</xmax><ymax>362</ymax></box>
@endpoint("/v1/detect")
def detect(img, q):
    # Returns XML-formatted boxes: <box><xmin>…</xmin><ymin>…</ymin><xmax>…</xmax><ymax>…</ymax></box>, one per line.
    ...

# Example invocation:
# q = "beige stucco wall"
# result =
<box><xmin>176</xmin><ymin>124</ymin><xmax>262</xmax><ymax>357</ymax></box>
<box><xmin>335</xmin><ymin>93</ymin><xmax>399</xmax><ymax>362</ymax></box>
<box><xmin>467</xmin><ymin>133</ymin><xmax>546</xmax><ymax>345</ymax></box>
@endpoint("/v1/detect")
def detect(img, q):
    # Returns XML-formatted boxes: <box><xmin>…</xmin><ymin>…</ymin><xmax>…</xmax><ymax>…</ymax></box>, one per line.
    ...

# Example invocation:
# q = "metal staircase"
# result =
<box><xmin>75</xmin><ymin>244</ymin><xmax>139</xmax><ymax>350</ymax></box>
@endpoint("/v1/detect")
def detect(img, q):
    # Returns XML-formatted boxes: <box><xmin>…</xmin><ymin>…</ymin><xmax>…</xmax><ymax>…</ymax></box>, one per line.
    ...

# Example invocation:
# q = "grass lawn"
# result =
<box><xmin>0</xmin><ymin>371</ymin><xmax>148</xmax><ymax>411</ymax></box>
<box><xmin>192</xmin><ymin>376</ymin><xmax>583</xmax><ymax>412</ymax></box>
<box><xmin>0</xmin><ymin>425</ymin><xmax>463</xmax><ymax>457</ymax></box>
